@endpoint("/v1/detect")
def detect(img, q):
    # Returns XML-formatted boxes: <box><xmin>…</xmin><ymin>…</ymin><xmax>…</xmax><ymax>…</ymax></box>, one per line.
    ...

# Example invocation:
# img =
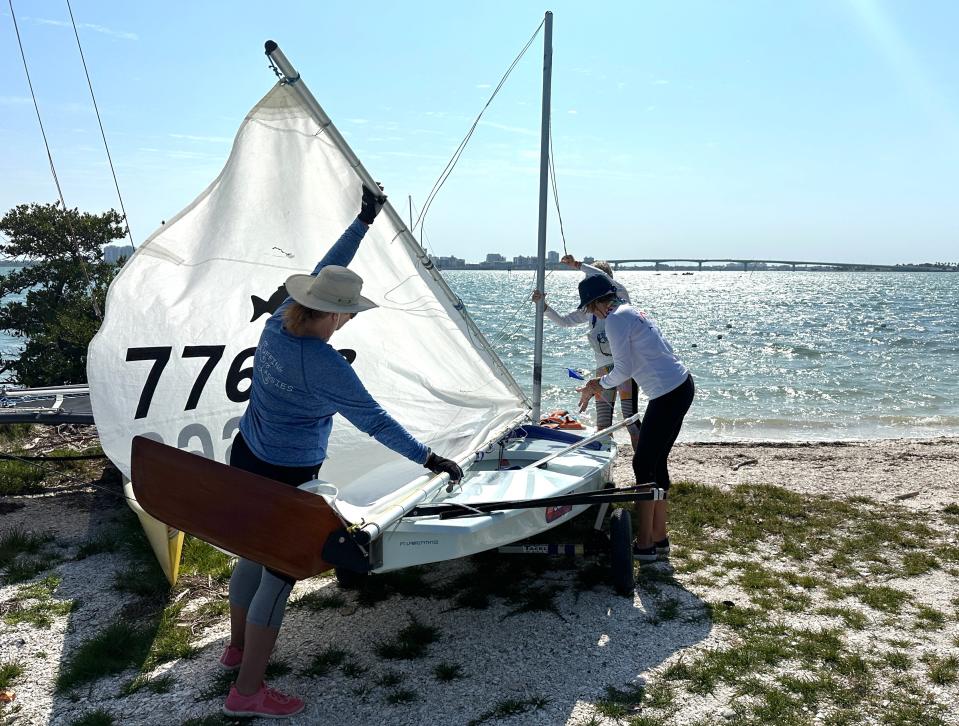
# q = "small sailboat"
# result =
<box><xmin>87</xmin><ymin>14</ymin><xmax>659</xmax><ymax>591</ymax></box>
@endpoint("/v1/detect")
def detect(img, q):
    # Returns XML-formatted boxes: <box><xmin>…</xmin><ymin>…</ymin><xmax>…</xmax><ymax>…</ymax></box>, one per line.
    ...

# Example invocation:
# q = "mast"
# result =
<box><xmin>264</xmin><ymin>41</ymin><xmax>528</xmax><ymax>408</ymax></box>
<box><xmin>531</xmin><ymin>11</ymin><xmax>553</xmax><ymax>424</ymax></box>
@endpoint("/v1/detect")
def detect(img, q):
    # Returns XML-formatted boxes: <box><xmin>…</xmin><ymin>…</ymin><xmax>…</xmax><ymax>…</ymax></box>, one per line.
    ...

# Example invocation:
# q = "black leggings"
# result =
<box><xmin>230</xmin><ymin>431</ymin><xmax>321</xmax><ymax>487</ymax></box>
<box><xmin>632</xmin><ymin>375</ymin><xmax>694</xmax><ymax>491</ymax></box>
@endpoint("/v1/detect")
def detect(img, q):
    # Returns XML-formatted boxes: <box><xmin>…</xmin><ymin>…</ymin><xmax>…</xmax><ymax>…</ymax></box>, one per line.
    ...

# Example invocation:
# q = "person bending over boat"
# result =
<box><xmin>531</xmin><ymin>255</ymin><xmax>640</xmax><ymax>451</ymax></box>
<box><xmin>220</xmin><ymin>185</ymin><xmax>463</xmax><ymax>719</ymax></box>
<box><xmin>574</xmin><ymin>275</ymin><xmax>693</xmax><ymax>563</ymax></box>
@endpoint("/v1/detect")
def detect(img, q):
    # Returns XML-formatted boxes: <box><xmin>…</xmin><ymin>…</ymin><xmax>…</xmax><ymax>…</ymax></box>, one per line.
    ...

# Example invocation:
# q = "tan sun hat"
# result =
<box><xmin>284</xmin><ymin>265</ymin><xmax>378</xmax><ymax>314</ymax></box>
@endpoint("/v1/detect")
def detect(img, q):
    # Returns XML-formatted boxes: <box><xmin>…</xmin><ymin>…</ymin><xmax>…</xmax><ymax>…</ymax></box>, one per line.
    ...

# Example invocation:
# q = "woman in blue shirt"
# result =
<box><xmin>221</xmin><ymin>186</ymin><xmax>462</xmax><ymax>719</ymax></box>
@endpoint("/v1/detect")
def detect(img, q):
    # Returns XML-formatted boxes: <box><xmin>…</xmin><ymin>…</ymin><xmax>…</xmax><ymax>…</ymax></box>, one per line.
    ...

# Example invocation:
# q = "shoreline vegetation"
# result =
<box><xmin>1</xmin><ymin>425</ymin><xmax>958</xmax><ymax>725</ymax></box>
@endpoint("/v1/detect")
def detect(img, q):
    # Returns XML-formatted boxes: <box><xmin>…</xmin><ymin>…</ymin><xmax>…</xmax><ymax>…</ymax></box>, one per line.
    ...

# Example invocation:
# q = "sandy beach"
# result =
<box><xmin>2</xmin><ymin>431</ymin><xmax>958</xmax><ymax>725</ymax></box>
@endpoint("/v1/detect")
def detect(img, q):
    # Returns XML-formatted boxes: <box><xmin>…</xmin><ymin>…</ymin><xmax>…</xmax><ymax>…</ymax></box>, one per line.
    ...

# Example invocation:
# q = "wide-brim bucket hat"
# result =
<box><xmin>285</xmin><ymin>265</ymin><xmax>378</xmax><ymax>314</ymax></box>
<box><xmin>577</xmin><ymin>274</ymin><xmax>617</xmax><ymax>310</ymax></box>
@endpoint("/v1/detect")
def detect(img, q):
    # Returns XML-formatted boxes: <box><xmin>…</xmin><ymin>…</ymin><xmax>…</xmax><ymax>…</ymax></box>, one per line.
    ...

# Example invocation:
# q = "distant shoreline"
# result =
<box><xmin>438</xmin><ymin>264</ymin><xmax>958</xmax><ymax>272</ymax></box>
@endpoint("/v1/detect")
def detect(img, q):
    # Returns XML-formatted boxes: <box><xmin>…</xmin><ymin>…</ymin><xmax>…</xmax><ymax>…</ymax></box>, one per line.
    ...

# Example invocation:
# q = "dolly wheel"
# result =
<box><xmin>334</xmin><ymin>566</ymin><xmax>369</xmax><ymax>590</ymax></box>
<box><xmin>609</xmin><ymin>508</ymin><xmax>635</xmax><ymax>596</ymax></box>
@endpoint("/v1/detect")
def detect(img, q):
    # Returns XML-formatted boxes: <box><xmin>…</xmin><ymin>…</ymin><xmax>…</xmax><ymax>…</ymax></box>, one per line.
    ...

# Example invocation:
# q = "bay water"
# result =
<box><xmin>446</xmin><ymin>270</ymin><xmax>959</xmax><ymax>442</ymax></box>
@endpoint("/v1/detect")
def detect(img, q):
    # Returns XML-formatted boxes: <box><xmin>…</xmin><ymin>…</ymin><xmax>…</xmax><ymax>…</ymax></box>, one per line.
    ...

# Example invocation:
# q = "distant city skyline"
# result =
<box><xmin>3</xmin><ymin>2</ymin><xmax>959</xmax><ymax>265</ymax></box>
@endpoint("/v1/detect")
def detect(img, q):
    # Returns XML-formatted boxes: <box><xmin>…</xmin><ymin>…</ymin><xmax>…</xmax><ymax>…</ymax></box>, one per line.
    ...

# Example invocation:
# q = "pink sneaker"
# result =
<box><xmin>223</xmin><ymin>682</ymin><xmax>304</xmax><ymax>719</ymax></box>
<box><xmin>218</xmin><ymin>644</ymin><xmax>243</xmax><ymax>671</ymax></box>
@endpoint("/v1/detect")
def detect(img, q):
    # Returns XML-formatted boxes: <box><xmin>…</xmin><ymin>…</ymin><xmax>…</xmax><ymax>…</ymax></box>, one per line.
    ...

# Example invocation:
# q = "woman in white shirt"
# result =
<box><xmin>531</xmin><ymin>257</ymin><xmax>640</xmax><ymax>450</ymax></box>
<box><xmin>575</xmin><ymin>275</ymin><xmax>694</xmax><ymax>562</ymax></box>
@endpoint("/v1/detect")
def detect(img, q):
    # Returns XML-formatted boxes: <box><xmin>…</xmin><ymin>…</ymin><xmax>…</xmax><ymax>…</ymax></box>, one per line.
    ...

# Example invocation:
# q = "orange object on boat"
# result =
<box><xmin>539</xmin><ymin>409</ymin><xmax>585</xmax><ymax>430</ymax></box>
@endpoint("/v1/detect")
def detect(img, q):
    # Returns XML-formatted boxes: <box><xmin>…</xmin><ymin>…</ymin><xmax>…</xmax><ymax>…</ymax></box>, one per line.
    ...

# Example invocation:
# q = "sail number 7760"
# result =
<box><xmin>125</xmin><ymin>345</ymin><xmax>256</xmax><ymax>419</ymax></box>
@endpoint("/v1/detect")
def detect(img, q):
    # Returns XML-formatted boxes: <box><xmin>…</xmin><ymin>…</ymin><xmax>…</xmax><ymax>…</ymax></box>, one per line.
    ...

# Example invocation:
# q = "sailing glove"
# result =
<box><xmin>358</xmin><ymin>184</ymin><xmax>387</xmax><ymax>225</ymax></box>
<box><xmin>424</xmin><ymin>451</ymin><xmax>464</xmax><ymax>482</ymax></box>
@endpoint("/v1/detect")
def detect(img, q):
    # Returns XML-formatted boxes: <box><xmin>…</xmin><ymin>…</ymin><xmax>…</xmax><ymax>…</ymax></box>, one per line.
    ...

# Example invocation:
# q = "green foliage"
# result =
<box><xmin>0</xmin><ymin>202</ymin><xmax>126</xmax><ymax>386</ymax></box>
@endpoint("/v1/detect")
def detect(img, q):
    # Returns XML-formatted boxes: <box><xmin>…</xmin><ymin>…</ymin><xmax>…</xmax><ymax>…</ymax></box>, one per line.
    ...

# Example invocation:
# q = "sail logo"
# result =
<box><xmin>250</xmin><ymin>284</ymin><xmax>287</xmax><ymax>322</ymax></box>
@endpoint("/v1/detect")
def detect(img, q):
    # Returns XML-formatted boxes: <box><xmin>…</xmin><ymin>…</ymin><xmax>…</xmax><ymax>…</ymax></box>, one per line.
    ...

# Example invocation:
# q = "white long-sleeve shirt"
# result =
<box><xmin>599</xmin><ymin>304</ymin><xmax>689</xmax><ymax>400</ymax></box>
<box><xmin>543</xmin><ymin>264</ymin><xmax>631</xmax><ymax>370</ymax></box>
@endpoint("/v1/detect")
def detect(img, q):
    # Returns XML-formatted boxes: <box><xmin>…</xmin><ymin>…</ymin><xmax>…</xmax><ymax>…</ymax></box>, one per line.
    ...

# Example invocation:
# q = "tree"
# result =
<box><xmin>0</xmin><ymin>202</ymin><xmax>126</xmax><ymax>386</ymax></box>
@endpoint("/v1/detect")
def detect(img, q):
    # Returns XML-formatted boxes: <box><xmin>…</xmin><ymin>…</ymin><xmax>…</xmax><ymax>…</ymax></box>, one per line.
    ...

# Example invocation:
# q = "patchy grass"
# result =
<box><xmin>384</xmin><ymin>688</ymin><xmax>418</xmax><ymax>704</ymax></box>
<box><xmin>0</xmin><ymin>528</ymin><xmax>56</xmax><ymax>584</ymax></box>
<box><xmin>301</xmin><ymin>647</ymin><xmax>348</xmax><ymax>678</ymax></box>
<box><xmin>179</xmin><ymin>537</ymin><xmax>234</xmax><ymax>582</ymax></box>
<box><xmin>0</xmin><ymin>661</ymin><xmax>24</xmax><ymax>689</ymax></box>
<box><xmin>0</xmin><ymin>458</ymin><xmax>46</xmax><ymax>495</ymax></box>
<box><xmin>120</xmin><ymin>673</ymin><xmax>174</xmax><ymax>696</ymax></box>
<box><xmin>595</xmin><ymin>683</ymin><xmax>645</xmax><ymax>719</ymax></box>
<box><xmin>69</xmin><ymin>710</ymin><xmax>115</xmax><ymax>726</ymax></box>
<box><xmin>355</xmin><ymin>566</ymin><xmax>433</xmax><ymax>607</ymax></box>
<box><xmin>913</xmin><ymin>605</ymin><xmax>946</xmax><ymax>631</ymax></box>
<box><xmin>926</xmin><ymin>655</ymin><xmax>959</xmax><ymax>685</ymax></box>
<box><xmin>289</xmin><ymin>589</ymin><xmax>346</xmax><ymax>611</ymax></box>
<box><xmin>467</xmin><ymin>696</ymin><xmax>548</xmax><ymax>726</ymax></box>
<box><xmin>374</xmin><ymin>614</ymin><xmax>440</xmax><ymax>660</ymax></box>
<box><xmin>56</xmin><ymin>620</ymin><xmax>155</xmax><ymax>692</ymax></box>
<box><xmin>75</xmin><ymin>532</ymin><xmax>120</xmax><ymax>560</ymax></box>
<box><xmin>112</xmin><ymin>564</ymin><xmax>169</xmax><ymax>598</ymax></box>
<box><xmin>2</xmin><ymin>574</ymin><xmax>73</xmax><ymax>627</ymax></box>
<box><xmin>374</xmin><ymin>671</ymin><xmax>404</xmax><ymax>688</ymax></box>
<box><xmin>433</xmin><ymin>662</ymin><xmax>464</xmax><ymax>682</ymax></box>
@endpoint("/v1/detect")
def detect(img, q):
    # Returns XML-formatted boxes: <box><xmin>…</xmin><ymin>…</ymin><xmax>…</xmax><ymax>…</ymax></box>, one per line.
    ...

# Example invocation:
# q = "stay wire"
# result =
<box><xmin>412</xmin><ymin>18</ymin><xmax>545</xmax><ymax>236</ymax></box>
<box><xmin>65</xmin><ymin>0</ymin><xmax>135</xmax><ymax>249</ymax></box>
<box><xmin>8</xmin><ymin>0</ymin><xmax>102</xmax><ymax>319</ymax></box>
<box><xmin>548</xmin><ymin>116</ymin><xmax>569</xmax><ymax>256</ymax></box>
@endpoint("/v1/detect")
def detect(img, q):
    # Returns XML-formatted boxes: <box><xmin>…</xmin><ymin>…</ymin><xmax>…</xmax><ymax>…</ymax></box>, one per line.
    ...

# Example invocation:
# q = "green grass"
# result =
<box><xmin>56</xmin><ymin>620</ymin><xmax>155</xmax><ymax>692</ymax></box>
<box><xmin>0</xmin><ymin>458</ymin><xmax>47</xmax><ymax>495</ymax></box>
<box><xmin>302</xmin><ymin>647</ymin><xmax>348</xmax><ymax>677</ymax></box>
<box><xmin>2</xmin><ymin>575</ymin><xmax>73</xmax><ymax>627</ymax></box>
<box><xmin>0</xmin><ymin>528</ymin><xmax>55</xmax><ymax>583</ymax></box>
<box><xmin>69</xmin><ymin>710</ymin><xmax>115</xmax><ymax>726</ymax></box>
<box><xmin>595</xmin><ymin>684</ymin><xmax>644</xmax><ymax>719</ymax></box>
<box><xmin>142</xmin><ymin>602</ymin><xmax>199</xmax><ymax>670</ymax></box>
<box><xmin>881</xmin><ymin>651</ymin><xmax>912</xmax><ymax>670</ymax></box>
<box><xmin>467</xmin><ymin>696</ymin><xmax>548</xmax><ymax>726</ymax></box>
<box><xmin>0</xmin><ymin>423</ymin><xmax>32</xmax><ymax>442</ymax></box>
<box><xmin>178</xmin><ymin>537</ymin><xmax>234</xmax><ymax>582</ymax></box>
<box><xmin>374</xmin><ymin>671</ymin><xmax>404</xmax><ymax>688</ymax></box>
<box><xmin>289</xmin><ymin>589</ymin><xmax>347</xmax><ymax>611</ymax></box>
<box><xmin>120</xmin><ymin>673</ymin><xmax>175</xmax><ymax>695</ymax></box>
<box><xmin>0</xmin><ymin>661</ymin><xmax>24</xmax><ymax>689</ymax></box>
<box><xmin>384</xmin><ymin>688</ymin><xmax>418</xmax><ymax>704</ymax></box>
<box><xmin>815</xmin><ymin>605</ymin><xmax>868</xmax><ymax>630</ymax></box>
<box><xmin>75</xmin><ymin>533</ymin><xmax>120</xmax><ymax>560</ymax></box>
<box><xmin>355</xmin><ymin>566</ymin><xmax>433</xmax><ymax>607</ymax></box>
<box><xmin>433</xmin><ymin>662</ymin><xmax>464</xmax><ymax>682</ymax></box>
<box><xmin>112</xmin><ymin>564</ymin><xmax>169</xmax><ymax>598</ymax></box>
<box><xmin>926</xmin><ymin>655</ymin><xmax>959</xmax><ymax>685</ymax></box>
<box><xmin>374</xmin><ymin>614</ymin><xmax>440</xmax><ymax>660</ymax></box>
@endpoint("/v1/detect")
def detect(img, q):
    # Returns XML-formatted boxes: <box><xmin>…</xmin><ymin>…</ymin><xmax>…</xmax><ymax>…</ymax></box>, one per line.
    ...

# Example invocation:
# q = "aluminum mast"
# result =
<box><xmin>531</xmin><ymin>11</ymin><xmax>553</xmax><ymax>424</ymax></box>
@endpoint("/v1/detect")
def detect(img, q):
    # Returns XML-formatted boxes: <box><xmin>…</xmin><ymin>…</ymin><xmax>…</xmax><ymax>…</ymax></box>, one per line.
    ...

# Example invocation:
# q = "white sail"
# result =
<box><xmin>87</xmin><ymin>83</ymin><xmax>527</xmax><ymax>501</ymax></box>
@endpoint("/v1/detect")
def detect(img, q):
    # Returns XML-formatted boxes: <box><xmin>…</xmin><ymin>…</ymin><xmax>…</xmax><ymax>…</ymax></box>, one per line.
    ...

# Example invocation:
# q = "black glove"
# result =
<box><xmin>358</xmin><ymin>184</ymin><xmax>387</xmax><ymax>225</ymax></box>
<box><xmin>424</xmin><ymin>451</ymin><xmax>463</xmax><ymax>482</ymax></box>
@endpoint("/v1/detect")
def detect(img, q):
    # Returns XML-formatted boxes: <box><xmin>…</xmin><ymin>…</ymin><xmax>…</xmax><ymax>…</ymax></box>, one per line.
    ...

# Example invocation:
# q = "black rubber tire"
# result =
<box><xmin>609</xmin><ymin>508</ymin><xmax>635</xmax><ymax>596</ymax></box>
<box><xmin>334</xmin><ymin>566</ymin><xmax>369</xmax><ymax>590</ymax></box>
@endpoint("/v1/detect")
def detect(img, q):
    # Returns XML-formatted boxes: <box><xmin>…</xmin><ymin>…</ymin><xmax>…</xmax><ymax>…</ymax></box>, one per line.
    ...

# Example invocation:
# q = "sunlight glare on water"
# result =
<box><xmin>445</xmin><ymin>270</ymin><xmax>959</xmax><ymax>441</ymax></box>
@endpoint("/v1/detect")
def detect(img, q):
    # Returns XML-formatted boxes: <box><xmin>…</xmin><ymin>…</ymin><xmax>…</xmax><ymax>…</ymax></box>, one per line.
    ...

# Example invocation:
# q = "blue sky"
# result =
<box><xmin>2</xmin><ymin>1</ymin><xmax>957</xmax><ymax>265</ymax></box>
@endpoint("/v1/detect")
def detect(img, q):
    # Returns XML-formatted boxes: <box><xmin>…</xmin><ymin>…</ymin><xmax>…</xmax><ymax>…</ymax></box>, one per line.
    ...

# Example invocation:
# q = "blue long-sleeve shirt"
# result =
<box><xmin>238</xmin><ymin>218</ymin><xmax>430</xmax><ymax>468</ymax></box>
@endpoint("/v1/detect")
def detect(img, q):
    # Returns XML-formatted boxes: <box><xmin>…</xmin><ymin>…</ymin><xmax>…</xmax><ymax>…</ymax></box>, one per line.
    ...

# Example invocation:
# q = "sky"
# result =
<box><xmin>2</xmin><ymin>1</ymin><xmax>958</xmax><ymax>265</ymax></box>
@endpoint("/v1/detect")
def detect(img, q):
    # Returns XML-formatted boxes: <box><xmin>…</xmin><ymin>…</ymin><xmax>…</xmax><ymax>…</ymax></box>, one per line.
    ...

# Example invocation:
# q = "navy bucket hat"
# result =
<box><xmin>577</xmin><ymin>275</ymin><xmax>617</xmax><ymax>310</ymax></box>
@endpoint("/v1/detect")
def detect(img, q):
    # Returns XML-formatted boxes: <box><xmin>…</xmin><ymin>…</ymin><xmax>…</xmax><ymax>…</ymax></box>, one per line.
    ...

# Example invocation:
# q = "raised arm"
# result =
<box><xmin>313</xmin><ymin>185</ymin><xmax>387</xmax><ymax>273</ymax></box>
<box><xmin>531</xmin><ymin>289</ymin><xmax>591</xmax><ymax>327</ymax></box>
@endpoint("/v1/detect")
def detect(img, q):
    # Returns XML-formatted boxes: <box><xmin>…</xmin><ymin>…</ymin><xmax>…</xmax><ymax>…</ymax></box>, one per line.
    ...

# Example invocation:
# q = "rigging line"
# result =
<box><xmin>8</xmin><ymin>0</ymin><xmax>102</xmax><ymax>320</ymax></box>
<box><xmin>412</xmin><ymin>18</ymin><xmax>545</xmax><ymax>236</ymax></box>
<box><xmin>65</xmin><ymin>0</ymin><xmax>135</xmax><ymax>249</ymax></box>
<box><xmin>0</xmin><ymin>446</ymin><xmax>131</xmax><ymax>504</ymax></box>
<box><xmin>548</xmin><ymin>116</ymin><xmax>569</xmax><ymax>256</ymax></box>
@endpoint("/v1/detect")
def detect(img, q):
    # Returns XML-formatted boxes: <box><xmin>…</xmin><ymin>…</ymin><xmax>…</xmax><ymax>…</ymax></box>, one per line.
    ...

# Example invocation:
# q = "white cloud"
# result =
<box><xmin>476</xmin><ymin>83</ymin><xmax>492</xmax><ymax>89</ymax></box>
<box><xmin>0</xmin><ymin>96</ymin><xmax>31</xmax><ymax>106</ymax></box>
<box><xmin>567</xmin><ymin>109</ymin><xmax>577</xmax><ymax>115</ymax></box>
<box><xmin>169</xmin><ymin>134</ymin><xmax>230</xmax><ymax>143</ymax></box>
<box><xmin>478</xmin><ymin>120</ymin><xmax>536</xmax><ymax>136</ymax></box>
<box><xmin>32</xmin><ymin>17</ymin><xmax>138</xmax><ymax>40</ymax></box>
<box><xmin>347</xmin><ymin>118</ymin><xmax>369</xmax><ymax>125</ymax></box>
<box><xmin>653</xmin><ymin>79</ymin><xmax>669</xmax><ymax>85</ymax></box>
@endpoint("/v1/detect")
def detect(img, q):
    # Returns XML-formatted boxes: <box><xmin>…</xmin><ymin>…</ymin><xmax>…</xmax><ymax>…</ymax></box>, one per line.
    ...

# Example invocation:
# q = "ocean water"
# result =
<box><xmin>445</xmin><ymin>270</ymin><xmax>959</xmax><ymax>442</ymax></box>
<box><xmin>3</xmin><ymin>269</ymin><xmax>956</xmax><ymax>441</ymax></box>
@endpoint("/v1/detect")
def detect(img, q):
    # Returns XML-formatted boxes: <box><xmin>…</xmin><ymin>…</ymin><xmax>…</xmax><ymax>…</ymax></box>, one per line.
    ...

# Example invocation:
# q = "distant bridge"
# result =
<box><xmin>606</xmin><ymin>258</ymin><xmax>905</xmax><ymax>272</ymax></box>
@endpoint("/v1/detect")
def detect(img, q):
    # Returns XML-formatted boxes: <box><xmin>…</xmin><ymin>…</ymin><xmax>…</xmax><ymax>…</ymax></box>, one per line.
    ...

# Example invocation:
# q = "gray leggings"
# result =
<box><xmin>229</xmin><ymin>558</ymin><xmax>293</xmax><ymax>629</ymax></box>
<box><xmin>226</xmin><ymin>432</ymin><xmax>319</xmax><ymax>629</ymax></box>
